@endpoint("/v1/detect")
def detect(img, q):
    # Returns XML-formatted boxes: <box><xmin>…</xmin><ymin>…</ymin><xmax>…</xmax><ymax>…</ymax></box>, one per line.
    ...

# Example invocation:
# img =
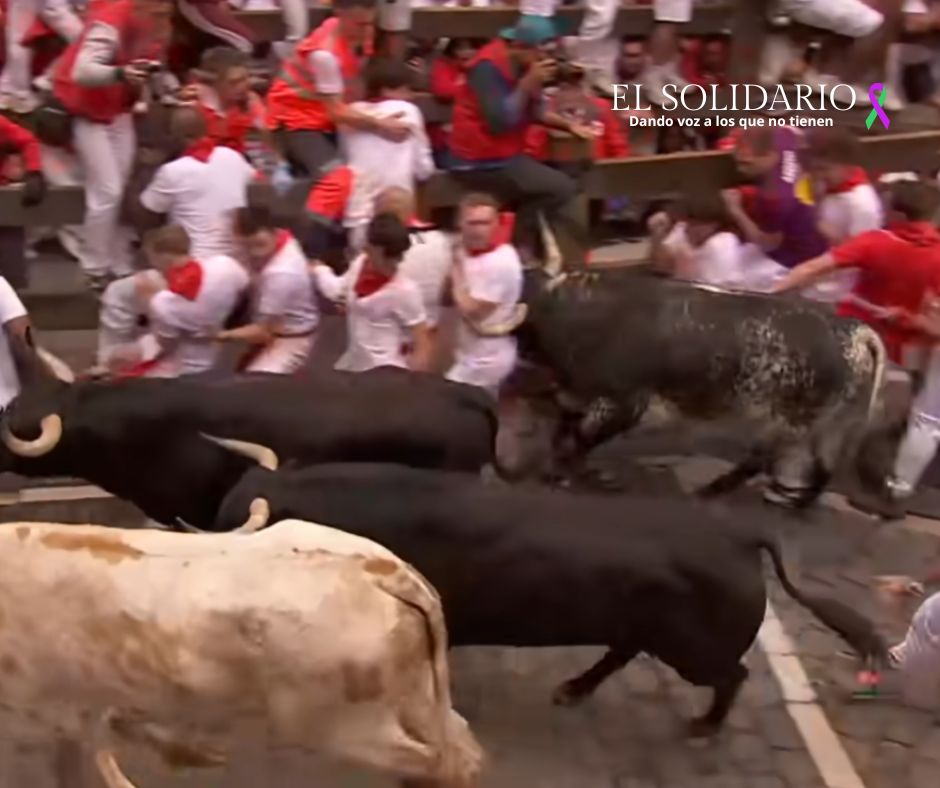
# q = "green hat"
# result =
<box><xmin>500</xmin><ymin>14</ymin><xmax>563</xmax><ymax>46</ymax></box>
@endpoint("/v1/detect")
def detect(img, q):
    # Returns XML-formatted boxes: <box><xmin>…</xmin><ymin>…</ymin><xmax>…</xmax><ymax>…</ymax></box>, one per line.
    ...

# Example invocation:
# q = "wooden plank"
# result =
<box><xmin>239</xmin><ymin>4</ymin><xmax>735</xmax><ymax>41</ymax></box>
<box><xmin>0</xmin><ymin>184</ymin><xmax>84</xmax><ymax>226</ymax></box>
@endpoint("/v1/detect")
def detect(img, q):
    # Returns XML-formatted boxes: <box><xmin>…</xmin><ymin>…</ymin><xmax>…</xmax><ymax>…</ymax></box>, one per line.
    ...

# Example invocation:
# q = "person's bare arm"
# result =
<box><xmin>408</xmin><ymin>322</ymin><xmax>435</xmax><ymax>373</ymax></box>
<box><xmin>722</xmin><ymin>188</ymin><xmax>782</xmax><ymax>250</ymax></box>
<box><xmin>217</xmin><ymin>320</ymin><xmax>280</xmax><ymax>346</ymax></box>
<box><xmin>770</xmin><ymin>253</ymin><xmax>839</xmax><ymax>293</ymax></box>
<box><xmin>451</xmin><ymin>264</ymin><xmax>498</xmax><ymax>322</ymax></box>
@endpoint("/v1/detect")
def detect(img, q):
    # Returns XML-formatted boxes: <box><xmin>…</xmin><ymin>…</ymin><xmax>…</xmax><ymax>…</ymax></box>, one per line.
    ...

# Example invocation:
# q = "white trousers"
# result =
<box><xmin>97</xmin><ymin>272</ymin><xmax>164</xmax><ymax>366</ymax></box>
<box><xmin>73</xmin><ymin>114</ymin><xmax>136</xmax><ymax>278</ymax></box>
<box><xmin>890</xmin><ymin>591</ymin><xmax>940</xmax><ymax>709</ymax></box>
<box><xmin>244</xmin><ymin>335</ymin><xmax>315</xmax><ymax>374</ymax></box>
<box><xmin>892</xmin><ymin>348</ymin><xmax>940</xmax><ymax>496</ymax></box>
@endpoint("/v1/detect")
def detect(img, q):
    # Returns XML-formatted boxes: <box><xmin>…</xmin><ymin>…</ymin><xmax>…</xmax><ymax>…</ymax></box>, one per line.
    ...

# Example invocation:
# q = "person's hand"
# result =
<box><xmin>20</xmin><ymin>171</ymin><xmax>46</xmax><ymax>207</ymax></box>
<box><xmin>122</xmin><ymin>60</ymin><xmax>154</xmax><ymax>87</ymax></box>
<box><xmin>568</xmin><ymin>122</ymin><xmax>596</xmax><ymax>140</ymax></box>
<box><xmin>375</xmin><ymin>112</ymin><xmax>411</xmax><ymax>142</ymax></box>
<box><xmin>721</xmin><ymin>188</ymin><xmax>743</xmax><ymax>212</ymax></box>
<box><xmin>176</xmin><ymin>84</ymin><xmax>199</xmax><ymax>104</ymax></box>
<box><xmin>524</xmin><ymin>58</ymin><xmax>557</xmax><ymax>87</ymax></box>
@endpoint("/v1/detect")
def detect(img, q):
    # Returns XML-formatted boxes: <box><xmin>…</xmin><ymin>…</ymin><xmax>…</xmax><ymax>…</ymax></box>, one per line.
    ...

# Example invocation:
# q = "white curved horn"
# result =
<box><xmin>200</xmin><ymin>435</ymin><xmax>279</xmax><ymax>471</ymax></box>
<box><xmin>175</xmin><ymin>517</ymin><xmax>210</xmax><ymax>534</ymax></box>
<box><xmin>36</xmin><ymin>348</ymin><xmax>75</xmax><ymax>383</ymax></box>
<box><xmin>231</xmin><ymin>498</ymin><xmax>271</xmax><ymax>534</ymax></box>
<box><xmin>472</xmin><ymin>303</ymin><xmax>528</xmax><ymax>337</ymax></box>
<box><xmin>1</xmin><ymin>414</ymin><xmax>63</xmax><ymax>458</ymax></box>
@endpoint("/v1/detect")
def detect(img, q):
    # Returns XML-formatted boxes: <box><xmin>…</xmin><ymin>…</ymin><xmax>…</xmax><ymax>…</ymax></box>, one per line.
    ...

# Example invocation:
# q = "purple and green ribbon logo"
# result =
<box><xmin>866</xmin><ymin>83</ymin><xmax>890</xmax><ymax>130</ymax></box>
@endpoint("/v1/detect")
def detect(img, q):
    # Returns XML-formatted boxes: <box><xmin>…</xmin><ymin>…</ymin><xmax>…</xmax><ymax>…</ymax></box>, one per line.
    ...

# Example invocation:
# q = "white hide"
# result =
<box><xmin>0</xmin><ymin>520</ymin><xmax>481</xmax><ymax>788</ymax></box>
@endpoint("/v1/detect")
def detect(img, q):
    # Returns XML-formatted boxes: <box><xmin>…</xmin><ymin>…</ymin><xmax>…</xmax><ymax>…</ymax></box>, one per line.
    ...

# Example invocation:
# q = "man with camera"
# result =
<box><xmin>447</xmin><ymin>14</ymin><xmax>595</xmax><ymax>267</ymax></box>
<box><xmin>53</xmin><ymin>0</ymin><xmax>172</xmax><ymax>291</ymax></box>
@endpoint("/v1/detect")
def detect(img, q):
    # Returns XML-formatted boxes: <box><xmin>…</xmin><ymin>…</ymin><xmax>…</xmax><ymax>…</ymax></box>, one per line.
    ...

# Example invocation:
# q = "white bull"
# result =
<box><xmin>0</xmin><ymin>520</ymin><xmax>482</xmax><ymax>788</ymax></box>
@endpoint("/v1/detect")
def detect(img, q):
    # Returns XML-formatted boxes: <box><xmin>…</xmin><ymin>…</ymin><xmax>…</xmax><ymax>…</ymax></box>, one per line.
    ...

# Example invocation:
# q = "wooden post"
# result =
<box><xmin>728</xmin><ymin>0</ymin><xmax>770</xmax><ymax>83</ymax></box>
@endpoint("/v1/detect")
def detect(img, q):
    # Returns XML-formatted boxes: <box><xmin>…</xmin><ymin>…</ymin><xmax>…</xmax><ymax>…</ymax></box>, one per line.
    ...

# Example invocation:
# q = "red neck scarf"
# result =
<box><xmin>182</xmin><ymin>137</ymin><xmax>216</xmax><ymax>163</ymax></box>
<box><xmin>886</xmin><ymin>221</ymin><xmax>940</xmax><ymax>247</ymax></box>
<box><xmin>354</xmin><ymin>256</ymin><xmax>393</xmax><ymax>299</ymax></box>
<box><xmin>466</xmin><ymin>212</ymin><xmax>515</xmax><ymax>257</ymax></box>
<box><xmin>827</xmin><ymin>166</ymin><xmax>869</xmax><ymax>195</ymax></box>
<box><xmin>165</xmin><ymin>260</ymin><xmax>203</xmax><ymax>300</ymax></box>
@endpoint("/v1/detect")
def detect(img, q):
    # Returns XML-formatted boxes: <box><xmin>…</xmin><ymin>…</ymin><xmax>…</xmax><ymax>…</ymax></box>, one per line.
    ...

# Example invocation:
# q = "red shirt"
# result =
<box><xmin>834</xmin><ymin>222</ymin><xmax>940</xmax><ymax>362</ymax></box>
<box><xmin>428</xmin><ymin>55</ymin><xmax>465</xmax><ymax>151</ymax></box>
<box><xmin>0</xmin><ymin>115</ymin><xmax>41</xmax><ymax>184</ymax></box>
<box><xmin>524</xmin><ymin>96</ymin><xmax>629</xmax><ymax>161</ymax></box>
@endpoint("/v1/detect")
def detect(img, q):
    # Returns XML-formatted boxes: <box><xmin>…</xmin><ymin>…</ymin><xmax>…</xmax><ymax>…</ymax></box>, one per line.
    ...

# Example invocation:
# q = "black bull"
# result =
<box><xmin>209</xmin><ymin>461</ymin><xmax>887</xmax><ymax>735</ymax></box>
<box><xmin>503</xmin><ymin>273</ymin><xmax>886</xmax><ymax>504</ymax></box>
<box><xmin>0</xmin><ymin>369</ymin><xmax>496</xmax><ymax>528</ymax></box>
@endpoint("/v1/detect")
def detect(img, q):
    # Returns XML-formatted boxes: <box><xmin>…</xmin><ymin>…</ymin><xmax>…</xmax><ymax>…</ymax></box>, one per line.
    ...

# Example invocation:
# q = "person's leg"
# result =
<box><xmin>39</xmin><ymin>0</ymin><xmax>82</xmax><ymax>40</ymax></box>
<box><xmin>278</xmin><ymin>0</ymin><xmax>308</xmax><ymax>52</ymax></box>
<box><xmin>281</xmin><ymin>130</ymin><xmax>341</xmax><ymax>179</ymax></box>
<box><xmin>108</xmin><ymin>113</ymin><xmax>138</xmax><ymax>277</ymax></box>
<box><xmin>72</xmin><ymin>118</ymin><xmax>129</xmax><ymax>284</ymax></box>
<box><xmin>501</xmin><ymin>155</ymin><xmax>587</xmax><ymax>268</ymax></box>
<box><xmin>890</xmin><ymin>348</ymin><xmax>940</xmax><ymax>500</ymax></box>
<box><xmin>0</xmin><ymin>0</ymin><xmax>39</xmax><ymax>111</ymax></box>
<box><xmin>376</xmin><ymin>0</ymin><xmax>411</xmax><ymax>59</ymax></box>
<box><xmin>645</xmin><ymin>0</ymin><xmax>692</xmax><ymax>102</ymax></box>
<box><xmin>177</xmin><ymin>0</ymin><xmax>256</xmax><ymax>54</ymax></box>
<box><xmin>577</xmin><ymin>0</ymin><xmax>620</xmax><ymax>88</ymax></box>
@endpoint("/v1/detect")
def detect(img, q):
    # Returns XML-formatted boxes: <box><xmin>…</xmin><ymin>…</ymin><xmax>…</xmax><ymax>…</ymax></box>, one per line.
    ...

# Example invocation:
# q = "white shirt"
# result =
<box><xmin>340</xmin><ymin>99</ymin><xmax>434</xmax><ymax>197</ymax></box>
<box><xmin>454</xmin><ymin>243</ymin><xmax>523</xmax><ymax>364</ymax></box>
<box><xmin>254</xmin><ymin>235</ymin><xmax>319</xmax><ymax>335</ymax></box>
<box><xmin>399</xmin><ymin>228</ymin><xmax>452</xmax><ymax>327</ymax></box>
<box><xmin>818</xmin><ymin>183</ymin><xmax>883</xmax><ymax>244</ymax></box>
<box><xmin>140</xmin><ymin>147</ymin><xmax>256</xmax><ymax>260</ymax></box>
<box><xmin>0</xmin><ymin>277</ymin><xmax>26</xmax><ymax>410</ymax></box>
<box><xmin>663</xmin><ymin>224</ymin><xmax>744</xmax><ymax>289</ymax></box>
<box><xmin>149</xmin><ymin>256</ymin><xmax>250</xmax><ymax>377</ymax></box>
<box><xmin>323</xmin><ymin>254</ymin><xmax>427</xmax><ymax>373</ymax></box>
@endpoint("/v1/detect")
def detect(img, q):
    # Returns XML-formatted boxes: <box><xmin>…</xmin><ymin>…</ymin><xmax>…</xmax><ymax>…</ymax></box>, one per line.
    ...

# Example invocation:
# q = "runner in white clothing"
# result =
<box><xmin>140</xmin><ymin>108</ymin><xmax>256</xmax><ymax>260</ymax></box>
<box><xmin>340</xmin><ymin>58</ymin><xmax>434</xmax><ymax>202</ymax></box>
<box><xmin>0</xmin><ymin>276</ymin><xmax>30</xmax><ymax>409</ymax></box>
<box><xmin>447</xmin><ymin>193</ymin><xmax>523</xmax><ymax>396</ymax></box>
<box><xmin>219</xmin><ymin>205</ymin><xmax>318</xmax><ymax>374</ymax></box>
<box><xmin>313</xmin><ymin>213</ymin><xmax>434</xmax><ymax>373</ymax></box>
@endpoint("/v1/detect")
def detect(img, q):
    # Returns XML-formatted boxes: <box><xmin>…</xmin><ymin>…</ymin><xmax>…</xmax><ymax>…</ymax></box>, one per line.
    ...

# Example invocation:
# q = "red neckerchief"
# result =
<box><xmin>165</xmin><ymin>259</ymin><xmax>203</xmax><ymax>301</ymax></box>
<box><xmin>354</xmin><ymin>257</ymin><xmax>393</xmax><ymax>298</ymax></box>
<box><xmin>827</xmin><ymin>166</ymin><xmax>869</xmax><ymax>195</ymax></box>
<box><xmin>274</xmin><ymin>229</ymin><xmax>292</xmax><ymax>255</ymax></box>
<box><xmin>182</xmin><ymin>136</ymin><xmax>216</xmax><ymax>163</ymax></box>
<box><xmin>408</xmin><ymin>216</ymin><xmax>434</xmax><ymax>230</ymax></box>
<box><xmin>466</xmin><ymin>212</ymin><xmax>515</xmax><ymax>257</ymax></box>
<box><xmin>886</xmin><ymin>221</ymin><xmax>940</xmax><ymax>247</ymax></box>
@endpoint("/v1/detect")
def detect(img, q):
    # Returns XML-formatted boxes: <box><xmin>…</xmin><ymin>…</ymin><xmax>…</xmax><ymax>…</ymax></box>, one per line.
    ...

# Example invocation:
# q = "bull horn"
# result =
<box><xmin>1</xmin><ymin>414</ymin><xmax>63</xmax><ymax>458</ymax></box>
<box><xmin>201</xmin><ymin>435</ymin><xmax>279</xmax><ymax>471</ymax></box>
<box><xmin>471</xmin><ymin>303</ymin><xmax>528</xmax><ymax>337</ymax></box>
<box><xmin>538</xmin><ymin>212</ymin><xmax>563</xmax><ymax>279</ymax></box>
<box><xmin>36</xmin><ymin>348</ymin><xmax>75</xmax><ymax>383</ymax></box>
<box><xmin>231</xmin><ymin>498</ymin><xmax>271</xmax><ymax>534</ymax></box>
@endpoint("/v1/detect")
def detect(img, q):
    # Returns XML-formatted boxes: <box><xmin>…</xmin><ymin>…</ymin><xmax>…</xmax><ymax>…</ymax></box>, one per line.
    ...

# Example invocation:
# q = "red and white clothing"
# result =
<box><xmin>524</xmin><ymin>94</ymin><xmax>629</xmax><ymax>162</ymax></box>
<box><xmin>661</xmin><ymin>224</ymin><xmax>745</xmax><ymax>289</ymax></box>
<box><xmin>267</xmin><ymin>16</ymin><xmax>370</xmax><ymax>133</ymax></box>
<box><xmin>447</xmin><ymin>242</ymin><xmax>523</xmax><ymax>395</ymax></box>
<box><xmin>0</xmin><ymin>114</ymin><xmax>40</xmax><ymax>183</ymax></box>
<box><xmin>398</xmin><ymin>225</ymin><xmax>452</xmax><ymax>328</ymax></box>
<box><xmin>340</xmin><ymin>98</ymin><xmax>434</xmax><ymax>196</ymax></box>
<box><xmin>245</xmin><ymin>231</ymin><xmax>318</xmax><ymax>374</ymax></box>
<box><xmin>140</xmin><ymin>140</ymin><xmax>256</xmax><ymax>260</ymax></box>
<box><xmin>53</xmin><ymin>0</ymin><xmax>166</xmax><ymax>278</ymax></box>
<box><xmin>145</xmin><ymin>256</ymin><xmax>249</xmax><ymax>378</ymax></box>
<box><xmin>193</xmin><ymin>83</ymin><xmax>267</xmax><ymax>155</ymax></box>
<box><xmin>0</xmin><ymin>275</ymin><xmax>27</xmax><ymax>408</ymax></box>
<box><xmin>811</xmin><ymin>168</ymin><xmax>883</xmax><ymax>303</ymax></box>
<box><xmin>315</xmin><ymin>254</ymin><xmax>427</xmax><ymax>373</ymax></box>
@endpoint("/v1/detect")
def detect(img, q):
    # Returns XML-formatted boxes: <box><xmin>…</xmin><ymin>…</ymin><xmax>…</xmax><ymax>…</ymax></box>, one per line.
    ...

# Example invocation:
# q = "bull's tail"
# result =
<box><xmin>859</xmin><ymin>325</ymin><xmax>887</xmax><ymax>422</ymax></box>
<box><xmin>377</xmin><ymin>565</ymin><xmax>484</xmax><ymax>788</ymax></box>
<box><xmin>759</xmin><ymin>537</ymin><xmax>888</xmax><ymax>667</ymax></box>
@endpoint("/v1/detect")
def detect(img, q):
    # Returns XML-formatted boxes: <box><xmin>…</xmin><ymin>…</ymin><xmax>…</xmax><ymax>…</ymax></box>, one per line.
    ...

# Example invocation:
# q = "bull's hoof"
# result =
<box><xmin>686</xmin><ymin>717</ymin><xmax>721</xmax><ymax>739</ymax></box>
<box><xmin>552</xmin><ymin>681</ymin><xmax>586</xmax><ymax>707</ymax></box>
